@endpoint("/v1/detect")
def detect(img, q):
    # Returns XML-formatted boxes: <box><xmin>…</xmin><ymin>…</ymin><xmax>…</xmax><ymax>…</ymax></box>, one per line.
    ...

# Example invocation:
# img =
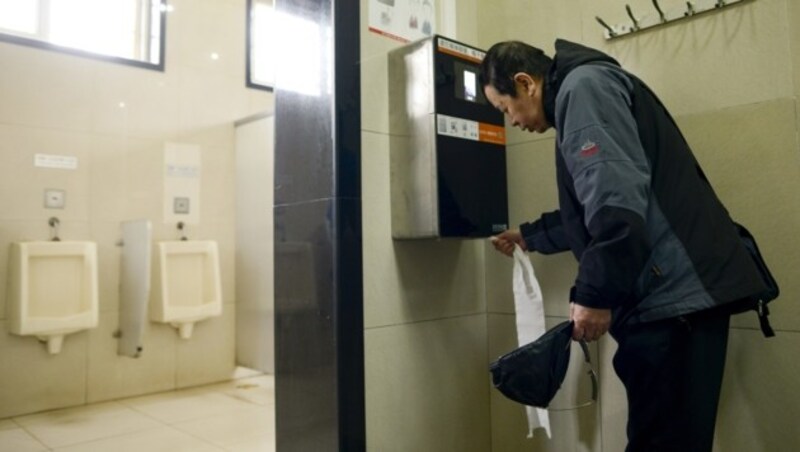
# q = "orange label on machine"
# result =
<box><xmin>478</xmin><ymin>123</ymin><xmax>506</xmax><ymax>145</ymax></box>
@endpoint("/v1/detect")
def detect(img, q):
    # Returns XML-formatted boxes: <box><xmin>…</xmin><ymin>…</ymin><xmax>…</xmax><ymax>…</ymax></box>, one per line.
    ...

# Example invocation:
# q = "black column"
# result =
<box><xmin>273</xmin><ymin>0</ymin><xmax>363</xmax><ymax>451</ymax></box>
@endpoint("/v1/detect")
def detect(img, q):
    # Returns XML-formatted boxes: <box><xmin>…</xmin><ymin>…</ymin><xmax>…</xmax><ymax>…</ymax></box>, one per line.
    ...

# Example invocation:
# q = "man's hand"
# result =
<box><xmin>570</xmin><ymin>303</ymin><xmax>611</xmax><ymax>342</ymax></box>
<box><xmin>490</xmin><ymin>229</ymin><xmax>527</xmax><ymax>257</ymax></box>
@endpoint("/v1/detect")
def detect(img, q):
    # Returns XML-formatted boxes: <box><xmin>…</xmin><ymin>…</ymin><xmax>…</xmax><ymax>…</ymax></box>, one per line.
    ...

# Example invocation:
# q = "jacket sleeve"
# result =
<box><xmin>519</xmin><ymin>210</ymin><xmax>571</xmax><ymax>254</ymax></box>
<box><xmin>556</xmin><ymin>65</ymin><xmax>652</xmax><ymax>310</ymax></box>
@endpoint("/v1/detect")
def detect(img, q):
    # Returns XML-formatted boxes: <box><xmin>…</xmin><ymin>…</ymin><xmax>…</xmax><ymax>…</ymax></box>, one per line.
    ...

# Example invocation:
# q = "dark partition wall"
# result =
<box><xmin>273</xmin><ymin>1</ymin><xmax>363</xmax><ymax>450</ymax></box>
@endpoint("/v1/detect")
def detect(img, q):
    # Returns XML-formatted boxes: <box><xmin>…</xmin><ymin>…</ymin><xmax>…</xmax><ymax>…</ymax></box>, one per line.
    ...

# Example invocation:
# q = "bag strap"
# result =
<box><xmin>549</xmin><ymin>335</ymin><xmax>599</xmax><ymax>411</ymax></box>
<box><xmin>695</xmin><ymin>165</ymin><xmax>778</xmax><ymax>338</ymax></box>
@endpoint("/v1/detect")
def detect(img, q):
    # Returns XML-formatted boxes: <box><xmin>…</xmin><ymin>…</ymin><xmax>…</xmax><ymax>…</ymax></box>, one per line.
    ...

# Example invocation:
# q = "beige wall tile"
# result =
<box><xmin>0</xmin><ymin>320</ymin><xmax>88</xmax><ymax>419</ymax></box>
<box><xmin>506</xmin><ymin>139</ymin><xmax>559</xmax><ymax>227</ymax></box>
<box><xmin>360</xmin><ymin>51</ymin><xmax>391</xmax><ymax>134</ymax></box>
<box><xmin>577</xmin><ymin>0</ymin><xmax>793</xmax><ymax>117</ymax></box>
<box><xmin>123</xmin><ymin>138</ymin><xmax>164</xmax><ymax>223</ymax></box>
<box><xmin>790</xmin><ymin>0</ymin><xmax>800</xmax><ymax>97</ymax></box>
<box><xmin>675</xmin><ymin>98</ymin><xmax>800</xmax><ymax>333</ymax></box>
<box><xmin>86</xmin><ymin>312</ymin><xmax>176</xmax><ymax>403</ymax></box>
<box><xmin>200</xmin><ymin>145</ymin><xmax>237</xmax><ymax>222</ymax></box>
<box><xmin>0</xmin><ymin>125</ymin><xmax>92</xmax><ymax>223</ymax></box>
<box><xmin>168</xmin><ymin>0</ymin><xmax>247</xmax><ymax>81</ymax></box>
<box><xmin>176</xmin><ymin>71</ymin><xmax>245</xmax><ymax>148</ymax></box>
<box><xmin>0</xmin><ymin>43</ymin><xmax>95</xmax><ymax>131</ymax></box>
<box><xmin>362</xmin><ymin>131</ymin><xmax>488</xmax><ymax>328</ymax></box>
<box><xmin>89</xmin><ymin>137</ymin><xmax>129</xmax><ymax>223</ymax></box>
<box><xmin>715</xmin><ymin>328</ymin><xmax>800</xmax><ymax>450</ymax></box>
<box><xmin>90</xmin><ymin>65</ymin><xmax>181</xmax><ymax>140</ymax></box>
<box><xmin>175</xmin><ymin>303</ymin><xmax>236</xmax><ymax>388</ymax></box>
<box><xmin>365</xmin><ymin>315</ymin><xmax>491</xmax><ymax>452</ymax></box>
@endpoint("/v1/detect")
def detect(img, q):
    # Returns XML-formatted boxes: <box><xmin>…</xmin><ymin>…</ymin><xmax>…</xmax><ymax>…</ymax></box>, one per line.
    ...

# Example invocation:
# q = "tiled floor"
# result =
<box><xmin>0</xmin><ymin>372</ymin><xmax>275</xmax><ymax>452</ymax></box>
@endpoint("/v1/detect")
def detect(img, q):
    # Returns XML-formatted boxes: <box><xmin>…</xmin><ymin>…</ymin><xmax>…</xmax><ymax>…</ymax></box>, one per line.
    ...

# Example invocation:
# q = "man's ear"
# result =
<box><xmin>513</xmin><ymin>72</ymin><xmax>537</xmax><ymax>96</ymax></box>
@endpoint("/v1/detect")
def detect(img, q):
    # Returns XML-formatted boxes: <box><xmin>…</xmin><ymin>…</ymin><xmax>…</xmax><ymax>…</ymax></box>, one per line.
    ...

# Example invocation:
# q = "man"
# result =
<box><xmin>479</xmin><ymin>40</ymin><xmax>767</xmax><ymax>451</ymax></box>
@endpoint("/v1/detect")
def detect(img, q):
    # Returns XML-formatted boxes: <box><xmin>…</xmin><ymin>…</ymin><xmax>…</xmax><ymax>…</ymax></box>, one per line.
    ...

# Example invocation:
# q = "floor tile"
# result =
<box><xmin>0</xmin><ymin>428</ymin><xmax>48</xmax><ymax>452</ymax></box>
<box><xmin>223</xmin><ymin>432</ymin><xmax>276</xmax><ymax>452</ymax></box>
<box><xmin>172</xmin><ymin>404</ymin><xmax>274</xmax><ymax>449</ymax></box>
<box><xmin>4</xmin><ymin>372</ymin><xmax>275</xmax><ymax>451</ymax></box>
<box><xmin>51</xmin><ymin>426</ymin><xmax>225</xmax><ymax>452</ymax></box>
<box><xmin>13</xmin><ymin>401</ymin><xmax>162</xmax><ymax>448</ymax></box>
<box><xmin>122</xmin><ymin>388</ymin><xmax>266</xmax><ymax>424</ymax></box>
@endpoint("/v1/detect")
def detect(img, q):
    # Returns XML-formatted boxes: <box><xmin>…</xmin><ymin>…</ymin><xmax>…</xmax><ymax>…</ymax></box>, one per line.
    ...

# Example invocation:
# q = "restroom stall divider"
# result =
<box><xmin>273</xmin><ymin>0</ymin><xmax>364</xmax><ymax>450</ymax></box>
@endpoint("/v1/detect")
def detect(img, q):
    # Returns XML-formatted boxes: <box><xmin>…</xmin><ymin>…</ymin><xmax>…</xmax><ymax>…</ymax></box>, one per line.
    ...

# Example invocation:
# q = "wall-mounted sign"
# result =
<box><xmin>368</xmin><ymin>0</ymin><xmax>436</xmax><ymax>43</ymax></box>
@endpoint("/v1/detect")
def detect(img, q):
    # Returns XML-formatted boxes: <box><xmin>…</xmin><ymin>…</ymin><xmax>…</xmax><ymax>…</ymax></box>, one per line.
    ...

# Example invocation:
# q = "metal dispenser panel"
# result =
<box><xmin>389</xmin><ymin>35</ymin><xmax>508</xmax><ymax>239</ymax></box>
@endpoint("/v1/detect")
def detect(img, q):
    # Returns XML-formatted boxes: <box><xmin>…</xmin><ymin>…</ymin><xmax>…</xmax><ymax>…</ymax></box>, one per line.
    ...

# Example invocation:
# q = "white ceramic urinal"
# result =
<box><xmin>150</xmin><ymin>241</ymin><xmax>222</xmax><ymax>339</ymax></box>
<box><xmin>6</xmin><ymin>241</ymin><xmax>99</xmax><ymax>354</ymax></box>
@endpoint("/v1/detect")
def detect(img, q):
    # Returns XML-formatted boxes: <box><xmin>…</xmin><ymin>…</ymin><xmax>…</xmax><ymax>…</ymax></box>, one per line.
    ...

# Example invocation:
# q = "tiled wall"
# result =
<box><xmin>476</xmin><ymin>0</ymin><xmax>800</xmax><ymax>450</ymax></box>
<box><xmin>0</xmin><ymin>0</ymin><xmax>272</xmax><ymax>419</ymax></box>
<box><xmin>360</xmin><ymin>0</ymin><xmax>499</xmax><ymax>450</ymax></box>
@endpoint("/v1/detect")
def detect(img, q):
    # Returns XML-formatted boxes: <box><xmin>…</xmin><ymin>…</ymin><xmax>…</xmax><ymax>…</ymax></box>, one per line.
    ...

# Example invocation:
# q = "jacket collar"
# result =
<box><xmin>543</xmin><ymin>39</ymin><xmax>621</xmax><ymax>126</ymax></box>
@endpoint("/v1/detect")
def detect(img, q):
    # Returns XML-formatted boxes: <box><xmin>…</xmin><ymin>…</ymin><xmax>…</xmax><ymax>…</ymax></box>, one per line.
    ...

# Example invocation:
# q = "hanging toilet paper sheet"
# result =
<box><xmin>511</xmin><ymin>244</ymin><xmax>551</xmax><ymax>438</ymax></box>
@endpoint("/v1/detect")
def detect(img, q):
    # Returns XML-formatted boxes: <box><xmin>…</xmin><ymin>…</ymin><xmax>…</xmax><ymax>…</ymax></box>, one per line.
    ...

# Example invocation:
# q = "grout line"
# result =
<box><xmin>364</xmin><ymin>311</ymin><xmax>489</xmax><ymax>331</ymax></box>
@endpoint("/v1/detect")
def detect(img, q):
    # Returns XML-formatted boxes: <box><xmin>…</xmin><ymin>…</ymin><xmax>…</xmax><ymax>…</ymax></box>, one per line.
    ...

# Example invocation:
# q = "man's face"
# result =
<box><xmin>484</xmin><ymin>73</ymin><xmax>550</xmax><ymax>134</ymax></box>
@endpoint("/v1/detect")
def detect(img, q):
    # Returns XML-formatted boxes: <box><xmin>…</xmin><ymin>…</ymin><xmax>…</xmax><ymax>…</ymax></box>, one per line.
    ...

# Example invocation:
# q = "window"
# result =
<box><xmin>247</xmin><ymin>0</ymin><xmax>276</xmax><ymax>91</ymax></box>
<box><xmin>0</xmin><ymin>0</ymin><xmax>167</xmax><ymax>70</ymax></box>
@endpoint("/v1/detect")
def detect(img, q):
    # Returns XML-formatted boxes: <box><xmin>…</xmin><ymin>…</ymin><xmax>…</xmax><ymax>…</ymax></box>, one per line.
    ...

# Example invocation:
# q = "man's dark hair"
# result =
<box><xmin>479</xmin><ymin>41</ymin><xmax>553</xmax><ymax>97</ymax></box>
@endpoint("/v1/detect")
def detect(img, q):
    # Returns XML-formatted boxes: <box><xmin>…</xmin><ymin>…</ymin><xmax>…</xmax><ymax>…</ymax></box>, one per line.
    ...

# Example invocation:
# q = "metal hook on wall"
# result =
<box><xmin>685</xmin><ymin>1</ymin><xmax>696</xmax><ymax>16</ymax></box>
<box><xmin>177</xmin><ymin>222</ymin><xmax>188</xmax><ymax>241</ymax></box>
<box><xmin>49</xmin><ymin>217</ymin><xmax>61</xmax><ymax>242</ymax></box>
<box><xmin>625</xmin><ymin>4</ymin><xmax>640</xmax><ymax>31</ymax></box>
<box><xmin>652</xmin><ymin>0</ymin><xmax>666</xmax><ymax>23</ymax></box>
<box><xmin>595</xmin><ymin>16</ymin><xmax>617</xmax><ymax>38</ymax></box>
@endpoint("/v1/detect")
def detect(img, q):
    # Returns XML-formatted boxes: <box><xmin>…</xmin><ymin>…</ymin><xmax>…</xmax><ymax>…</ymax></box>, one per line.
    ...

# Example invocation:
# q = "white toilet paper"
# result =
<box><xmin>511</xmin><ymin>245</ymin><xmax>551</xmax><ymax>439</ymax></box>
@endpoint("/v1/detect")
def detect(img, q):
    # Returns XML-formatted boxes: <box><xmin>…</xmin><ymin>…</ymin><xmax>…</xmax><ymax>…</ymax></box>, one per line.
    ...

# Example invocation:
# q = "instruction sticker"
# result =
<box><xmin>437</xmin><ymin>114</ymin><xmax>505</xmax><ymax>145</ymax></box>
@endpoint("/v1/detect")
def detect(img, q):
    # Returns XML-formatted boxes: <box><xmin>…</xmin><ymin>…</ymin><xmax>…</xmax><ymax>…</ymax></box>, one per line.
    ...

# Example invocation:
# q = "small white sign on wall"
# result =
<box><xmin>163</xmin><ymin>143</ymin><xmax>201</xmax><ymax>225</ymax></box>
<box><xmin>368</xmin><ymin>0</ymin><xmax>436</xmax><ymax>43</ymax></box>
<box><xmin>34</xmin><ymin>153</ymin><xmax>78</xmax><ymax>170</ymax></box>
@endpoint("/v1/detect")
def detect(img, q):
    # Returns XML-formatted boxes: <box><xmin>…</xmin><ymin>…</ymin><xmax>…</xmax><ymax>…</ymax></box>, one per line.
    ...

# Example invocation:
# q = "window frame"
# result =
<box><xmin>246</xmin><ymin>0</ymin><xmax>274</xmax><ymax>92</ymax></box>
<box><xmin>0</xmin><ymin>0</ymin><xmax>167</xmax><ymax>72</ymax></box>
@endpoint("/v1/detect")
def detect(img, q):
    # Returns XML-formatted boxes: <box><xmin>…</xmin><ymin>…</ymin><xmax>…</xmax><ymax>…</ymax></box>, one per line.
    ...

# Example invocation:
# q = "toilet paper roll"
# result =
<box><xmin>511</xmin><ymin>245</ymin><xmax>551</xmax><ymax>439</ymax></box>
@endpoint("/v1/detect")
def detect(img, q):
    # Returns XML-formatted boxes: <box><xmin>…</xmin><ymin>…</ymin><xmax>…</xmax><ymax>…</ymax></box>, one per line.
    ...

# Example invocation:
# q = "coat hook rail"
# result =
<box><xmin>599</xmin><ymin>0</ymin><xmax>754</xmax><ymax>40</ymax></box>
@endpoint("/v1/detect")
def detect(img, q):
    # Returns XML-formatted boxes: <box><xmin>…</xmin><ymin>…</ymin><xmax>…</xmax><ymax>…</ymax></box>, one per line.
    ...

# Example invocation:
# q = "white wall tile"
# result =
<box><xmin>175</xmin><ymin>303</ymin><xmax>236</xmax><ymax>388</ymax></box>
<box><xmin>715</xmin><ymin>328</ymin><xmax>800</xmax><ymax>450</ymax></box>
<box><xmin>362</xmin><ymin>131</ymin><xmax>488</xmax><ymax>328</ymax></box>
<box><xmin>86</xmin><ymin>312</ymin><xmax>176</xmax><ymax>404</ymax></box>
<box><xmin>675</xmin><ymin>98</ymin><xmax>800</xmax><ymax>333</ymax></box>
<box><xmin>365</xmin><ymin>315</ymin><xmax>491</xmax><ymax>452</ymax></box>
<box><xmin>0</xmin><ymin>320</ymin><xmax>88</xmax><ymax>419</ymax></box>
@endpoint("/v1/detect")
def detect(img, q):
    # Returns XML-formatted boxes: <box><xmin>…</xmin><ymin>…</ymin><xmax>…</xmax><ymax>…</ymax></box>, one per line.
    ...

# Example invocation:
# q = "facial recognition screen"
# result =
<box><xmin>454</xmin><ymin>61</ymin><xmax>485</xmax><ymax>105</ymax></box>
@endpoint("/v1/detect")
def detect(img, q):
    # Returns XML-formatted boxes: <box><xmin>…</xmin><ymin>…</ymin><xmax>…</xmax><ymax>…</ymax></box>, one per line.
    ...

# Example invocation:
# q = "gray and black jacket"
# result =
<box><xmin>520</xmin><ymin>39</ymin><xmax>766</xmax><ymax>324</ymax></box>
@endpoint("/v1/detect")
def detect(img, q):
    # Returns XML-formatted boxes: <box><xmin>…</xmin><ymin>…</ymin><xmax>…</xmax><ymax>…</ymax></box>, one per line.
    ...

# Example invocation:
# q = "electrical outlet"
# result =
<box><xmin>174</xmin><ymin>197</ymin><xmax>190</xmax><ymax>214</ymax></box>
<box><xmin>44</xmin><ymin>189</ymin><xmax>66</xmax><ymax>209</ymax></box>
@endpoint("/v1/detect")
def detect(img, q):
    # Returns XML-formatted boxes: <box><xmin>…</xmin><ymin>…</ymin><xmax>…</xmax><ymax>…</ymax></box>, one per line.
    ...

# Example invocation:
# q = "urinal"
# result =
<box><xmin>6</xmin><ymin>241</ymin><xmax>99</xmax><ymax>354</ymax></box>
<box><xmin>150</xmin><ymin>241</ymin><xmax>222</xmax><ymax>339</ymax></box>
